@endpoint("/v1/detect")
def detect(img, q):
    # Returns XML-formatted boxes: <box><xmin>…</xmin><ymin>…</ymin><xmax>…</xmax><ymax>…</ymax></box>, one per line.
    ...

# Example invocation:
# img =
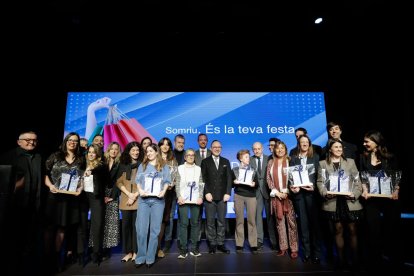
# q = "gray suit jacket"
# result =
<box><xmin>317</xmin><ymin>158</ymin><xmax>362</xmax><ymax>212</ymax></box>
<box><xmin>195</xmin><ymin>149</ymin><xmax>212</xmax><ymax>166</ymax></box>
<box><xmin>250</xmin><ymin>155</ymin><xmax>270</xmax><ymax>199</ymax></box>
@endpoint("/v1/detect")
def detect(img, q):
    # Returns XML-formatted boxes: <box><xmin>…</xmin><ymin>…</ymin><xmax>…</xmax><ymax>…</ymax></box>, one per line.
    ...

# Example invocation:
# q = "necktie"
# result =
<box><xmin>201</xmin><ymin>149</ymin><xmax>206</xmax><ymax>159</ymax></box>
<box><xmin>214</xmin><ymin>157</ymin><xmax>219</xmax><ymax>169</ymax></box>
<box><xmin>256</xmin><ymin>156</ymin><xmax>262</xmax><ymax>175</ymax></box>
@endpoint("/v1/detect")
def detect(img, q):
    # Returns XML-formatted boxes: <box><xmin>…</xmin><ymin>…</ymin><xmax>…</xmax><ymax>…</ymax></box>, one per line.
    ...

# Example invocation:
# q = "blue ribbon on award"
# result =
<box><xmin>337</xmin><ymin>169</ymin><xmax>345</xmax><ymax>192</ymax></box>
<box><xmin>67</xmin><ymin>168</ymin><xmax>78</xmax><ymax>191</ymax></box>
<box><xmin>293</xmin><ymin>165</ymin><xmax>303</xmax><ymax>184</ymax></box>
<box><xmin>149</xmin><ymin>172</ymin><xmax>159</xmax><ymax>193</ymax></box>
<box><xmin>376</xmin><ymin>170</ymin><xmax>385</xmax><ymax>194</ymax></box>
<box><xmin>187</xmin><ymin>181</ymin><xmax>196</xmax><ymax>201</ymax></box>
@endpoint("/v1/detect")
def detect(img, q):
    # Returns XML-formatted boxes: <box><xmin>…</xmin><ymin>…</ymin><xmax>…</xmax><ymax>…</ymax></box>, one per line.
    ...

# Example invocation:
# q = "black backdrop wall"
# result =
<box><xmin>2</xmin><ymin>1</ymin><xmax>412</xmax><ymax>211</ymax></box>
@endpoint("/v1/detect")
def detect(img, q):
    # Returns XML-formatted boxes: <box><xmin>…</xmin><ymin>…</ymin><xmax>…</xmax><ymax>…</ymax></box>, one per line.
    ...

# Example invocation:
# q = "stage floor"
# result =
<box><xmin>56</xmin><ymin>239</ymin><xmax>414</xmax><ymax>275</ymax></box>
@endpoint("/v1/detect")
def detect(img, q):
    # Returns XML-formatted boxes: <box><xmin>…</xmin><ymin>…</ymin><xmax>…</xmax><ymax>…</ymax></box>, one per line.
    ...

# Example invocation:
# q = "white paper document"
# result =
<box><xmin>83</xmin><ymin>175</ymin><xmax>94</xmax><ymax>193</ymax></box>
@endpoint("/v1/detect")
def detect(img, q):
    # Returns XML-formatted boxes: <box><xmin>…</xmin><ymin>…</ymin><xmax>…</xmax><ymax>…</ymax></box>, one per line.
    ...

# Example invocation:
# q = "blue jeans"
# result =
<box><xmin>135</xmin><ymin>197</ymin><xmax>165</xmax><ymax>264</ymax></box>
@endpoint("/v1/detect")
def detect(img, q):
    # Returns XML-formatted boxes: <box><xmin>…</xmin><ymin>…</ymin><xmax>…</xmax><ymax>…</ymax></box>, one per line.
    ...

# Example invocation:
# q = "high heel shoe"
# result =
<box><xmin>121</xmin><ymin>254</ymin><xmax>132</xmax><ymax>263</ymax></box>
<box><xmin>290</xmin><ymin>252</ymin><xmax>298</xmax><ymax>259</ymax></box>
<box><xmin>276</xmin><ymin>250</ymin><xmax>286</xmax><ymax>256</ymax></box>
<box><xmin>92</xmin><ymin>253</ymin><xmax>101</xmax><ymax>266</ymax></box>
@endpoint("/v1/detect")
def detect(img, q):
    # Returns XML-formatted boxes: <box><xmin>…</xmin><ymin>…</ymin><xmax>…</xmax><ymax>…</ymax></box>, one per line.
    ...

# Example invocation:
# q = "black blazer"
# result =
<box><xmin>90</xmin><ymin>163</ymin><xmax>110</xmax><ymax>197</ymax></box>
<box><xmin>201</xmin><ymin>155</ymin><xmax>232</xmax><ymax>200</ymax></box>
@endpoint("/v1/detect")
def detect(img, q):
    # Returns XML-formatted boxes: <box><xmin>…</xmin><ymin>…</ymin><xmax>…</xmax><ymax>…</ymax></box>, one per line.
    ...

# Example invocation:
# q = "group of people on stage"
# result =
<box><xmin>0</xmin><ymin>121</ymin><xmax>403</xmax><ymax>274</ymax></box>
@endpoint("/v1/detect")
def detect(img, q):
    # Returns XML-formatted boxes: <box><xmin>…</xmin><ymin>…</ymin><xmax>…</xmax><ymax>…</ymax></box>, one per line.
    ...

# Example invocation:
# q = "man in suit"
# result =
<box><xmin>289</xmin><ymin>127</ymin><xmax>323</xmax><ymax>157</ymax></box>
<box><xmin>201</xmin><ymin>140</ymin><xmax>232</xmax><ymax>254</ymax></box>
<box><xmin>250</xmin><ymin>142</ymin><xmax>278</xmax><ymax>251</ymax></box>
<box><xmin>195</xmin><ymin>133</ymin><xmax>211</xmax><ymax>166</ymax></box>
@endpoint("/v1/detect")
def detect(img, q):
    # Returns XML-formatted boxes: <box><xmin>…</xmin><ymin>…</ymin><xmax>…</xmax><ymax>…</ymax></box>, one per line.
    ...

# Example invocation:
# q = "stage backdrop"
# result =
<box><xmin>64</xmin><ymin>92</ymin><xmax>328</xmax><ymax>217</ymax></box>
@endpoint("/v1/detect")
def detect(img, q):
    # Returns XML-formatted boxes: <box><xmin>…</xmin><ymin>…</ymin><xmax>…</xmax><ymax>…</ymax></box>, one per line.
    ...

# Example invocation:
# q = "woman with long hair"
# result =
<box><xmin>116</xmin><ymin>141</ymin><xmax>141</xmax><ymax>263</ymax></box>
<box><xmin>317</xmin><ymin>138</ymin><xmax>363</xmax><ymax>270</ymax></box>
<box><xmin>135</xmin><ymin>143</ymin><xmax>170</xmax><ymax>268</ymax></box>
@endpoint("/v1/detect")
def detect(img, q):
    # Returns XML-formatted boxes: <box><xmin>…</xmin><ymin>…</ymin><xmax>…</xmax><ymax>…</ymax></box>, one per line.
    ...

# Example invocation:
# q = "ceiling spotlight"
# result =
<box><xmin>314</xmin><ymin>17</ymin><xmax>323</xmax><ymax>24</ymax></box>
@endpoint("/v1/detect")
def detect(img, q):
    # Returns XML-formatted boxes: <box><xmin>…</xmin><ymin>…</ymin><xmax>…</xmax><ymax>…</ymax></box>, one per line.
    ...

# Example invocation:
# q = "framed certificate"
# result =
<box><xmin>144</xmin><ymin>175</ymin><xmax>162</xmax><ymax>196</ymax></box>
<box><xmin>326</xmin><ymin>171</ymin><xmax>352</xmax><ymax>196</ymax></box>
<box><xmin>183</xmin><ymin>181</ymin><xmax>199</xmax><ymax>204</ymax></box>
<box><xmin>288</xmin><ymin>165</ymin><xmax>313</xmax><ymax>187</ymax></box>
<box><xmin>58</xmin><ymin>171</ymin><xmax>81</xmax><ymax>195</ymax></box>
<box><xmin>237</xmin><ymin>168</ymin><xmax>254</xmax><ymax>185</ymax></box>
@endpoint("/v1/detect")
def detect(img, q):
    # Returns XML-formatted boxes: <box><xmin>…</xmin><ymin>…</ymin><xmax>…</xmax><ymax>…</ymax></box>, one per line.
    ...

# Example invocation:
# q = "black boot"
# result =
<box><xmin>55</xmin><ymin>252</ymin><xmax>63</xmax><ymax>273</ymax></box>
<box><xmin>92</xmin><ymin>252</ymin><xmax>101</xmax><ymax>266</ymax></box>
<box><xmin>77</xmin><ymin>252</ymin><xmax>83</xmax><ymax>266</ymax></box>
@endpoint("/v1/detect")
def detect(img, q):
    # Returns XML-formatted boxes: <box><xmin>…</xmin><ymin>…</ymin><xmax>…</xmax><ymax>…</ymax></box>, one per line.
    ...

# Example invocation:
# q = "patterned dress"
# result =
<box><xmin>89</xmin><ymin>163</ymin><xmax>121</xmax><ymax>248</ymax></box>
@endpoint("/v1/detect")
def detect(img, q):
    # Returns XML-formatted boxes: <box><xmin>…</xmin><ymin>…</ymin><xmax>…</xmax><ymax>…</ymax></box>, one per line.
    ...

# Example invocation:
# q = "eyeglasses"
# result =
<box><xmin>186</xmin><ymin>154</ymin><xmax>195</xmax><ymax>157</ymax></box>
<box><xmin>67</xmin><ymin>139</ymin><xmax>79</xmax><ymax>143</ymax></box>
<box><xmin>212</xmin><ymin>146</ymin><xmax>222</xmax><ymax>149</ymax></box>
<box><xmin>20</xmin><ymin>138</ymin><xmax>37</xmax><ymax>143</ymax></box>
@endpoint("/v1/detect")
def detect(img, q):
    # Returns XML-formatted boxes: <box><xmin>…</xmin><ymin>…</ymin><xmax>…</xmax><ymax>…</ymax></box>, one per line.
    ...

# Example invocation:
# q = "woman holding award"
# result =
<box><xmin>44</xmin><ymin>132</ymin><xmax>84</xmax><ymax>272</ymax></box>
<box><xmin>175</xmin><ymin>149</ymin><xmax>204</xmax><ymax>258</ymax></box>
<box><xmin>232</xmin><ymin>149</ymin><xmax>259</xmax><ymax>254</ymax></box>
<box><xmin>135</xmin><ymin>143</ymin><xmax>170</xmax><ymax>268</ymax></box>
<box><xmin>289</xmin><ymin>135</ymin><xmax>321</xmax><ymax>264</ymax></box>
<box><xmin>266</xmin><ymin>141</ymin><xmax>299</xmax><ymax>259</ymax></box>
<box><xmin>360</xmin><ymin>130</ymin><xmax>401</xmax><ymax>270</ymax></box>
<box><xmin>116</xmin><ymin>141</ymin><xmax>141</xmax><ymax>263</ymax></box>
<box><xmin>316</xmin><ymin>138</ymin><xmax>363</xmax><ymax>270</ymax></box>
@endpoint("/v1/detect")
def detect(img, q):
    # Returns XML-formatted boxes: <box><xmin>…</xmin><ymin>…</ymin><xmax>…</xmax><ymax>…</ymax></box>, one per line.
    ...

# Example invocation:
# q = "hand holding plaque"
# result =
<box><xmin>326</xmin><ymin>169</ymin><xmax>352</xmax><ymax>196</ymax></box>
<box><xmin>288</xmin><ymin>164</ymin><xmax>313</xmax><ymax>187</ymax></box>
<box><xmin>143</xmin><ymin>172</ymin><xmax>162</xmax><ymax>196</ymax></box>
<box><xmin>361</xmin><ymin>170</ymin><xmax>401</xmax><ymax>198</ymax></box>
<box><xmin>183</xmin><ymin>181</ymin><xmax>198</xmax><ymax>204</ymax></box>
<box><xmin>237</xmin><ymin>168</ymin><xmax>254</xmax><ymax>186</ymax></box>
<box><xmin>58</xmin><ymin>168</ymin><xmax>81</xmax><ymax>195</ymax></box>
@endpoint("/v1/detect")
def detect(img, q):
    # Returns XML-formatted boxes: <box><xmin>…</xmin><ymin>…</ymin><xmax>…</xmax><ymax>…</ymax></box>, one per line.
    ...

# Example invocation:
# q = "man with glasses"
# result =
<box><xmin>0</xmin><ymin>131</ymin><xmax>44</xmax><ymax>272</ymax></box>
<box><xmin>201</xmin><ymin>140</ymin><xmax>232</xmax><ymax>254</ymax></box>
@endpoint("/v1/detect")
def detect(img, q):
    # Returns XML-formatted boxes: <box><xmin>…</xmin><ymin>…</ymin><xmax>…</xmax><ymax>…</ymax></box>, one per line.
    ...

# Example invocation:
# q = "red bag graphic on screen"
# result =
<box><xmin>118</xmin><ymin>118</ymin><xmax>156</xmax><ymax>143</ymax></box>
<box><xmin>102</xmin><ymin>105</ymin><xmax>156</xmax><ymax>151</ymax></box>
<box><xmin>104</xmin><ymin>124</ymin><xmax>129</xmax><ymax>151</ymax></box>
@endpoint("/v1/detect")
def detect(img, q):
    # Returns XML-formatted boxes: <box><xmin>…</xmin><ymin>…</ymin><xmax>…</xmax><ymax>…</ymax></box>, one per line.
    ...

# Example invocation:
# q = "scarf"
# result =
<box><xmin>272</xmin><ymin>158</ymin><xmax>289</xmax><ymax>220</ymax></box>
<box><xmin>126</xmin><ymin>162</ymin><xmax>139</xmax><ymax>180</ymax></box>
